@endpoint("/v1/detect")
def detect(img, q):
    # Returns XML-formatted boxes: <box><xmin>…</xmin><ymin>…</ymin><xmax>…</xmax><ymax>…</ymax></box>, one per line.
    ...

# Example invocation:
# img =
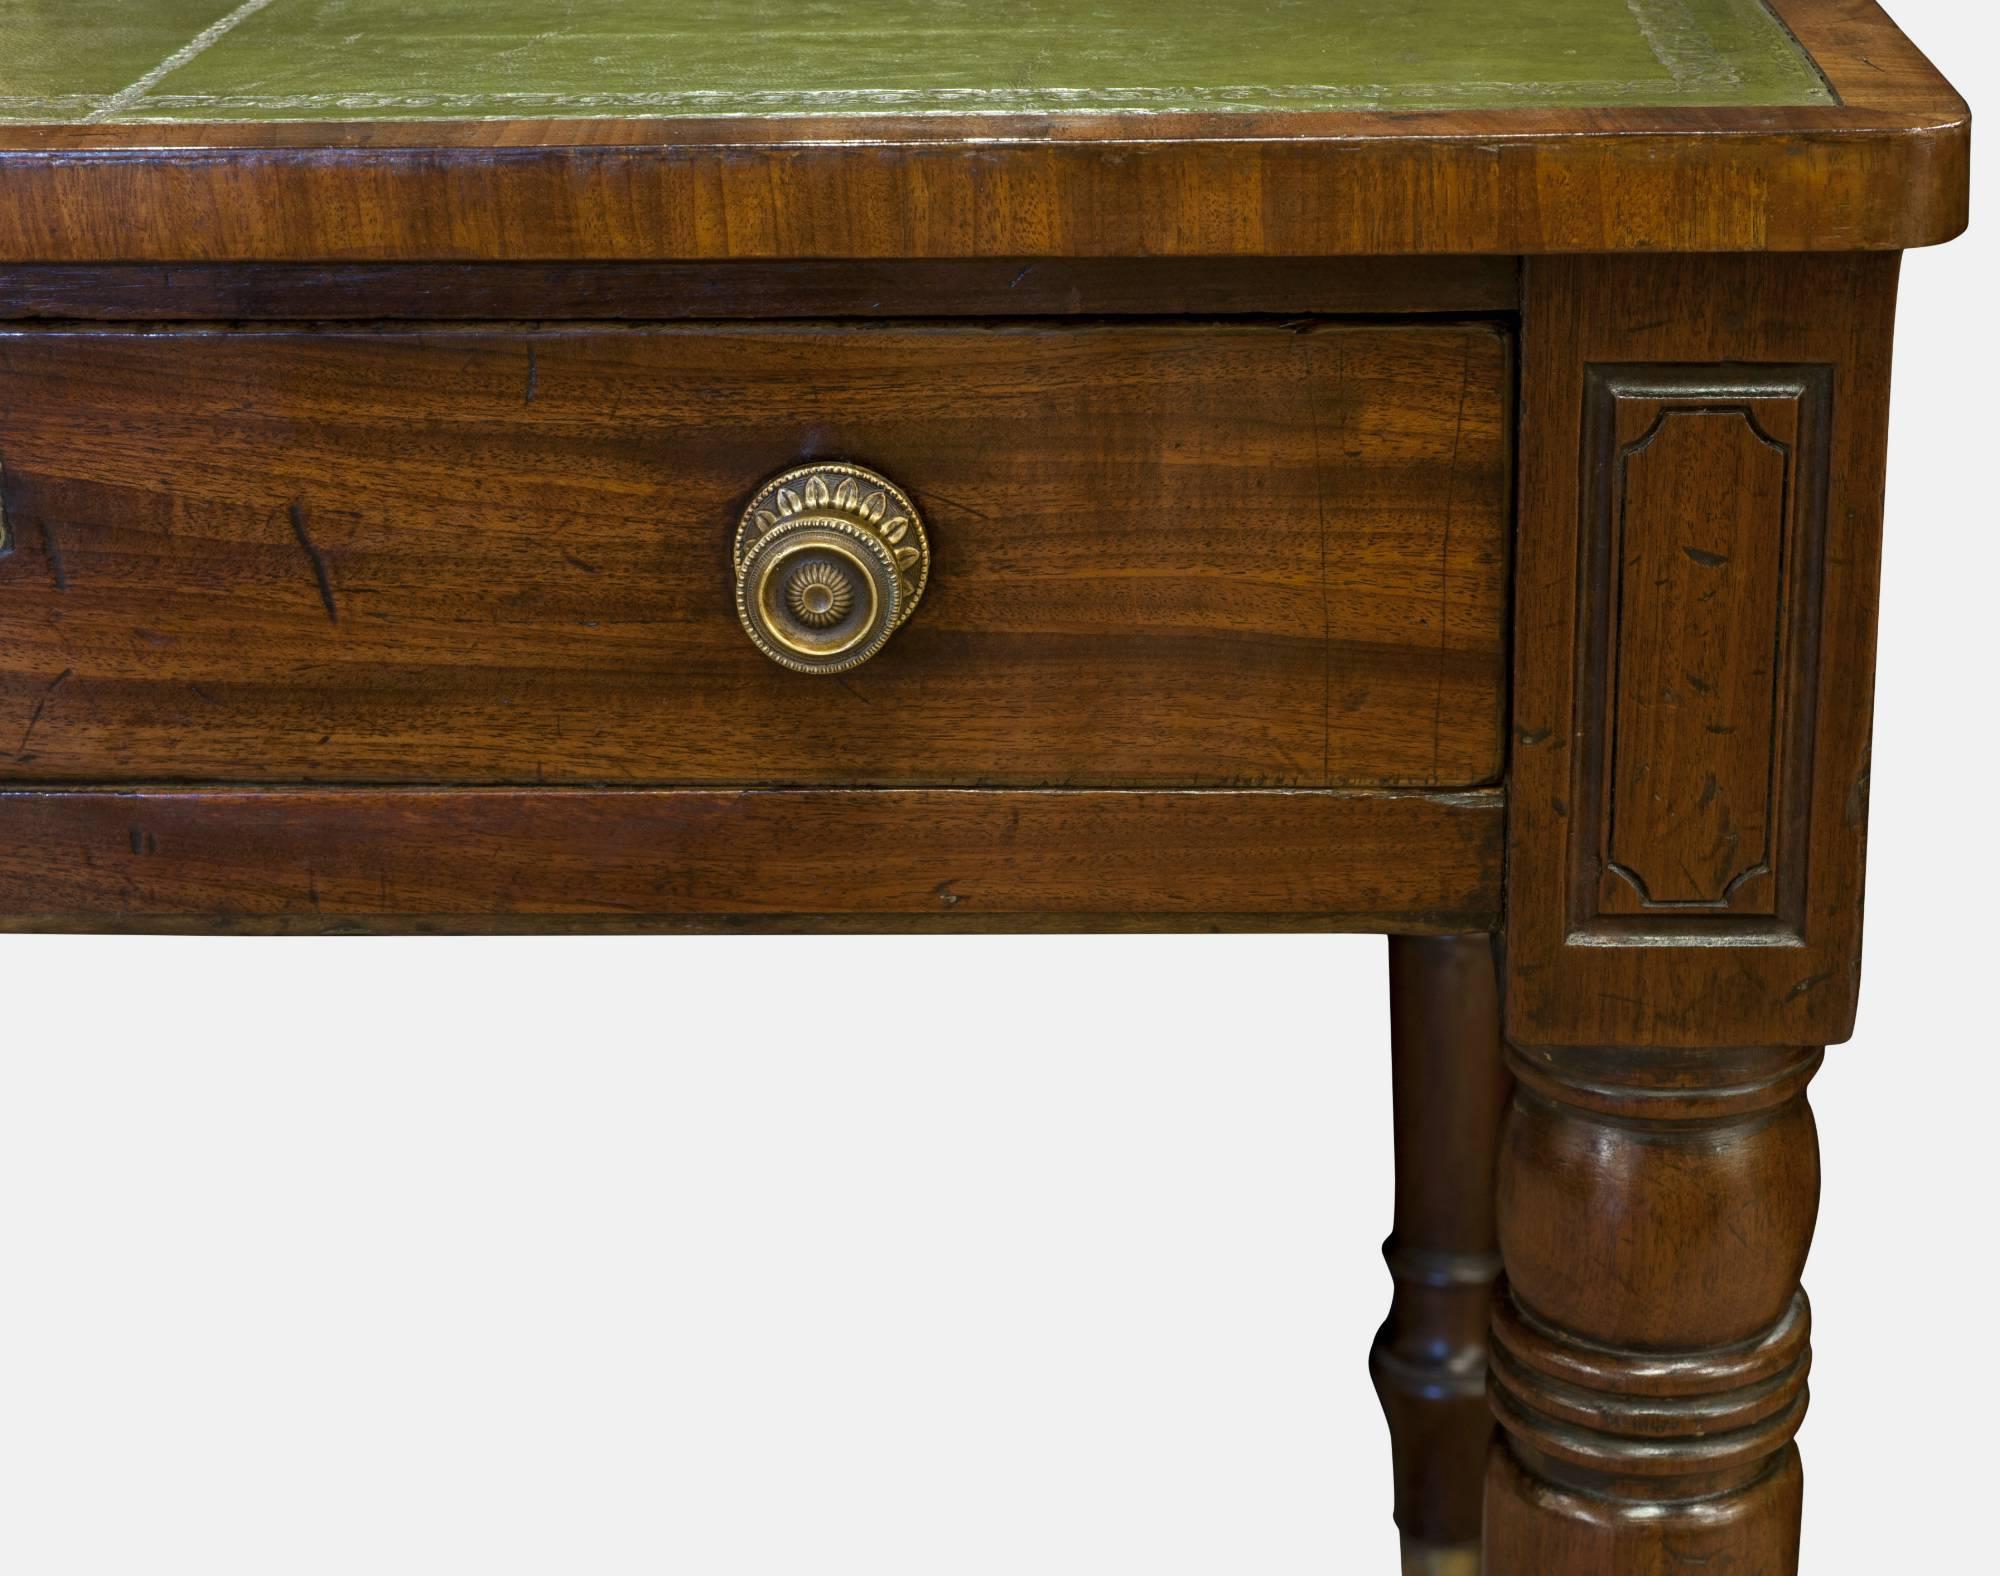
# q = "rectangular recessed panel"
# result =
<box><xmin>0</xmin><ymin>0</ymin><xmax>1833</xmax><ymax>123</ymax></box>
<box><xmin>1572</xmin><ymin>364</ymin><xmax>1832</xmax><ymax>941</ymax></box>
<box><xmin>0</xmin><ymin>321</ymin><xmax>1509</xmax><ymax>790</ymax></box>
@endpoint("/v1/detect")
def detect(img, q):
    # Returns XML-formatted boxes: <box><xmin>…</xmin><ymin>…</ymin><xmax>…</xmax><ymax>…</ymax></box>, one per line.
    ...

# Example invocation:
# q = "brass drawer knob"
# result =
<box><xmin>734</xmin><ymin>463</ymin><xmax>930</xmax><ymax>673</ymax></box>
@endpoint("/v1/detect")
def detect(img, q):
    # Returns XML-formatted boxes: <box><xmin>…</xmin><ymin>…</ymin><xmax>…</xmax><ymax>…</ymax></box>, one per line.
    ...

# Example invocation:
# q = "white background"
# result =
<box><xmin>1</xmin><ymin>4</ymin><xmax>1991</xmax><ymax>1569</ymax></box>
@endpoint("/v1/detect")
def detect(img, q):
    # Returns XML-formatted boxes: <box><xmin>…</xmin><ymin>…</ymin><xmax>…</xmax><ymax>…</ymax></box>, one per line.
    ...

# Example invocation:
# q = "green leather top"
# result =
<box><xmin>1</xmin><ymin>0</ymin><xmax>1832</xmax><ymax>125</ymax></box>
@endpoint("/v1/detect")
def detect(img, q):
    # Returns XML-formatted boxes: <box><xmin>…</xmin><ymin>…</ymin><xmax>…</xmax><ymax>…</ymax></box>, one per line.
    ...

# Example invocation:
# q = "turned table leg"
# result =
<box><xmin>1494</xmin><ymin>252</ymin><xmax>1901</xmax><ymax>1571</ymax></box>
<box><xmin>1372</xmin><ymin>936</ymin><xmax>1509</xmax><ymax>1576</ymax></box>
<box><xmin>1483</xmin><ymin>1045</ymin><xmax>1821</xmax><ymax>1572</ymax></box>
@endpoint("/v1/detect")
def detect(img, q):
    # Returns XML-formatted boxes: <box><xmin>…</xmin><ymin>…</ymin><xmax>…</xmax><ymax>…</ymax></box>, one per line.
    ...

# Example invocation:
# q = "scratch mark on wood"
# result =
<box><xmin>934</xmin><ymin>880</ymin><xmax>965</xmax><ymax>909</ymax></box>
<box><xmin>43</xmin><ymin>517</ymin><xmax>68</xmax><ymax>589</ymax></box>
<box><xmin>14</xmin><ymin>667</ymin><xmax>71</xmax><ymax>756</ymax></box>
<box><xmin>15</xmin><ymin>698</ymin><xmax>47</xmax><ymax>757</ymax></box>
<box><xmin>1845</xmin><ymin>768</ymin><xmax>1871</xmax><ymax>827</ymax></box>
<box><xmin>288</xmin><ymin>502</ymin><xmax>338</xmax><ymax>624</ymax></box>
<box><xmin>1785</xmin><ymin>971</ymin><xmax>1833</xmax><ymax>1004</ymax></box>
<box><xmin>917</xmin><ymin>487</ymin><xmax>993</xmax><ymax>521</ymax></box>
<box><xmin>1682</xmin><ymin>545</ymin><xmax>1729</xmax><ymax>568</ymax></box>
<box><xmin>525</xmin><ymin>342</ymin><xmax>539</xmax><ymax>404</ymax></box>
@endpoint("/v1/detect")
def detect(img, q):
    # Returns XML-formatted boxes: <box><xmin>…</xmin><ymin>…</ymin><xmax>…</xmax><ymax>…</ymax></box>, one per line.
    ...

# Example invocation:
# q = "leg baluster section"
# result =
<box><xmin>1485</xmin><ymin>1044</ymin><xmax>1822</xmax><ymax>1574</ymax></box>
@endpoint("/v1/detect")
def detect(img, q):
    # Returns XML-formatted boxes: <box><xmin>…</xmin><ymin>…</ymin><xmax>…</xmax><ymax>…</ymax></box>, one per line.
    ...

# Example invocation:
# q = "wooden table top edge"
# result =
<box><xmin>0</xmin><ymin>0</ymin><xmax>1966</xmax><ymax>260</ymax></box>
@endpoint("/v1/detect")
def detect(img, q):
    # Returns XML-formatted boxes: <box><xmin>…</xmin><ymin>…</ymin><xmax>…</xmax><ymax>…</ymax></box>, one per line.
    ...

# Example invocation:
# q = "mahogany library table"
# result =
<box><xmin>0</xmin><ymin>2</ymin><xmax>1971</xmax><ymax>1570</ymax></box>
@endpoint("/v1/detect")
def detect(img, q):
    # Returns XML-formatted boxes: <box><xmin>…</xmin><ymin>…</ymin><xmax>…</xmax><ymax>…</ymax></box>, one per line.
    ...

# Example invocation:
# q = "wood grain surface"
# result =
<box><xmin>1373</xmin><ymin>936</ymin><xmax>1508</xmax><ymax>1567</ymax></box>
<box><xmin>0</xmin><ymin>3</ymin><xmax>1966</xmax><ymax>260</ymax></box>
<box><xmin>1581</xmin><ymin>368</ymin><xmax>1830</xmax><ymax>928</ymax></box>
<box><xmin>0</xmin><ymin>787</ymin><xmax>1504</xmax><ymax>934</ymax></box>
<box><xmin>0</xmin><ymin>320</ymin><xmax>1509</xmax><ymax>790</ymax></box>
<box><xmin>1506</xmin><ymin>253</ymin><xmax>1899</xmax><ymax>1049</ymax></box>
<box><xmin>1487</xmin><ymin>1043</ymin><xmax>1820</xmax><ymax>1570</ymax></box>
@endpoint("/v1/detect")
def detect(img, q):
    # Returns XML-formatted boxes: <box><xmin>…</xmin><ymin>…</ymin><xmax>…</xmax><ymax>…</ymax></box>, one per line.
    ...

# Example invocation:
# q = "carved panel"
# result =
<box><xmin>1573</xmin><ymin>366</ymin><xmax>1831</xmax><ymax>940</ymax></box>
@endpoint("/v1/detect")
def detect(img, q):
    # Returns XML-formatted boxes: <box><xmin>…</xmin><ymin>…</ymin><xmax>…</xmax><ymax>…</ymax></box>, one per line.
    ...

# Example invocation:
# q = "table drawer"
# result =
<box><xmin>0</xmin><ymin>321</ymin><xmax>1508</xmax><ymax>788</ymax></box>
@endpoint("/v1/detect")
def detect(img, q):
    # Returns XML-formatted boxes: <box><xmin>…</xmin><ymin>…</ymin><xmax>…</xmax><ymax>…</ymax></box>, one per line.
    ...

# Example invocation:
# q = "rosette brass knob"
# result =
<box><xmin>733</xmin><ymin>463</ymin><xmax>931</xmax><ymax>674</ymax></box>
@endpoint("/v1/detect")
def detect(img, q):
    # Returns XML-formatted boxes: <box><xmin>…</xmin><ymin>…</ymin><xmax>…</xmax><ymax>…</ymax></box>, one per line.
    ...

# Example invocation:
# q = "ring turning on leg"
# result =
<box><xmin>1485</xmin><ymin>1044</ymin><xmax>1821</xmax><ymax>1574</ymax></box>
